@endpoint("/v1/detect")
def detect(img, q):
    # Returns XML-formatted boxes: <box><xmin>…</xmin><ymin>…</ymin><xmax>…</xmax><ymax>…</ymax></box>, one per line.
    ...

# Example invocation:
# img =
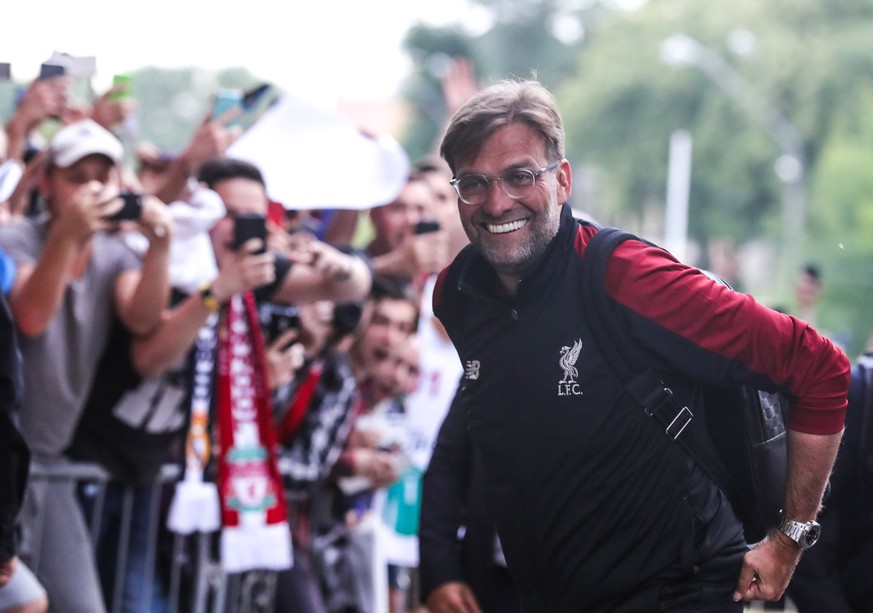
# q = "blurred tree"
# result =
<box><xmin>554</xmin><ymin>0</ymin><xmax>873</xmax><ymax>351</ymax></box>
<box><xmin>399</xmin><ymin>0</ymin><xmax>591</xmax><ymax>161</ymax></box>
<box><xmin>399</xmin><ymin>25</ymin><xmax>478</xmax><ymax>161</ymax></box>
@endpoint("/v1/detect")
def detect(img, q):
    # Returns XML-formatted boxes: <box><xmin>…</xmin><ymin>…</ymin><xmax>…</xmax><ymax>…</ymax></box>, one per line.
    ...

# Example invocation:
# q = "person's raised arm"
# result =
<box><xmin>151</xmin><ymin>112</ymin><xmax>241</xmax><ymax>204</ymax></box>
<box><xmin>113</xmin><ymin>195</ymin><xmax>173</xmax><ymax>336</ymax></box>
<box><xmin>9</xmin><ymin>180</ymin><xmax>115</xmax><ymax>336</ymax></box>
<box><xmin>369</xmin><ymin>229</ymin><xmax>450</xmax><ymax>280</ymax></box>
<box><xmin>273</xmin><ymin>238</ymin><xmax>372</xmax><ymax>306</ymax></box>
<box><xmin>89</xmin><ymin>83</ymin><xmax>136</xmax><ymax>132</ymax></box>
<box><xmin>131</xmin><ymin>239</ymin><xmax>275</xmax><ymax>377</ymax></box>
<box><xmin>3</xmin><ymin>76</ymin><xmax>71</xmax><ymax>163</ymax></box>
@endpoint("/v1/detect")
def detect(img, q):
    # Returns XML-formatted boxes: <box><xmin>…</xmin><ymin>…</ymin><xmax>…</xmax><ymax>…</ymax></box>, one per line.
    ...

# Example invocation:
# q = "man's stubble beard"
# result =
<box><xmin>465</xmin><ymin>195</ymin><xmax>561</xmax><ymax>280</ymax></box>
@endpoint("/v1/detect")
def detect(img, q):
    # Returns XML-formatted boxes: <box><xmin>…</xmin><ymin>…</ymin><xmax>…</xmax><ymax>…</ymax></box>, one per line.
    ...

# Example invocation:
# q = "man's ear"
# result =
<box><xmin>556</xmin><ymin>159</ymin><xmax>572</xmax><ymax>204</ymax></box>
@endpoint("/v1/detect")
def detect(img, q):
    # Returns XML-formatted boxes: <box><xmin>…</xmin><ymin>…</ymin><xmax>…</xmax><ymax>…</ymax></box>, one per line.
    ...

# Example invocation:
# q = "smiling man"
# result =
<box><xmin>425</xmin><ymin>80</ymin><xmax>849</xmax><ymax>612</ymax></box>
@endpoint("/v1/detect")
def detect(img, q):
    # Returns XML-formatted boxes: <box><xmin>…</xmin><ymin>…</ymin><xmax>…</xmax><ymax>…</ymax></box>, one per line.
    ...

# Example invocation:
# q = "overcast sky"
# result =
<box><xmin>4</xmin><ymin>0</ymin><xmax>483</xmax><ymax>104</ymax></box>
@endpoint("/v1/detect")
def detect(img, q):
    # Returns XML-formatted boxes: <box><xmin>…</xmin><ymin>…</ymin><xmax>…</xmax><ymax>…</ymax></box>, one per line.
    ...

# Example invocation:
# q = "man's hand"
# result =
<box><xmin>265</xmin><ymin>330</ymin><xmax>304</xmax><ymax>390</ymax></box>
<box><xmin>425</xmin><ymin>581</ymin><xmax>483</xmax><ymax>613</ymax></box>
<box><xmin>0</xmin><ymin>555</ymin><xmax>17</xmax><ymax>587</ymax></box>
<box><xmin>53</xmin><ymin>181</ymin><xmax>127</xmax><ymax>244</ymax></box>
<box><xmin>441</xmin><ymin>58</ymin><xmax>479</xmax><ymax>116</ymax></box>
<box><xmin>352</xmin><ymin>448</ymin><xmax>400</xmax><ymax>489</ymax></box>
<box><xmin>734</xmin><ymin>531</ymin><xmax>802</xmax><ymax>602</ymax></box>
<box><xmin>211</xmin><ymin>240</ymin><xmax>277</xmax><ymax>301</ymax></box>
<box><xmin>179</xmin><ymin>113</ymin><xmax>241</xmax><ymax>175</ymax></box>
<box><xmin>5</xmin><ymin>77</ymin><xmax>70</xmax><ymax>136</ymax></box>
<box><xmin>136</xmin><ymin>194</ymin><xmax>174</xmax><ymax>244</ymax></box>
<box><xmin>90</xmin><ymin>85</ymin><xmax>136</xmax><ymax>130</ymax></box>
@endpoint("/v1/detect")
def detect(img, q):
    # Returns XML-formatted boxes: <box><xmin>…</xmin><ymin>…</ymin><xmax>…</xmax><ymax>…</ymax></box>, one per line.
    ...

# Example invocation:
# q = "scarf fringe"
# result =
<box><xmin>167</xmin><ymin>477</ymin><xmax>221</xmax><ymax>534</ymax></box>
<box><xmin>220</xmin><ymin>522</ymin><xmax>293</xmax><ymax>573</ymax></box>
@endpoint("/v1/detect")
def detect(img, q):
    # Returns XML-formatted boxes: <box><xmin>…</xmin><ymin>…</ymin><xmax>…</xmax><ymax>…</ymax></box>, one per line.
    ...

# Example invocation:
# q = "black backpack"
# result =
<box><xmin>579</xmin><ymin>226</ymin><xmax>789</xmax><ymax>544</ymax></box>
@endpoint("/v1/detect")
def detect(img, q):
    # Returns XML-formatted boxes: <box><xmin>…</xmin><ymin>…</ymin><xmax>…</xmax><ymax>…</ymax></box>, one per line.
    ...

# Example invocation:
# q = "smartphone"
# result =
<box><xmin>242</xmin><ymin>83</ymin><xmax>272</xmax><ymax>110</ymax></box>
<box><xmin>106</xmin><ymin>192</ymin><xmax>143</xmax><ymax>221</ymax></box>
<box><xmin>38</xmin><ymin>62</ymin><xmax>66</xmax><ymax>80</ymax></box>
<box><xmin>108</xmin><ymin>74</ymin><xmax>133</xmax><ymax>102</ymax></box>
<box><xmin>233</xmin><ymin>213</ymin><xmax>267</xmax><ymax>253</ymax></box>
<box><xmin>212</xmin><ymin>88</ymin><xmax>243</xmax><ymax>121</ymax></box>
<box><xmin>266</xmin><ymin>305</ymin><xmax>301</xmax><ymax>349</ymax></box>
<box><xmin>0</xmin><ymin>63</ymin><xmax>11</xmax><ymax>80</ymax></box>
<box><xmin>414</xmin><ymin>220</ymin><xmax>441</xmax><ymax>234</ymax></box>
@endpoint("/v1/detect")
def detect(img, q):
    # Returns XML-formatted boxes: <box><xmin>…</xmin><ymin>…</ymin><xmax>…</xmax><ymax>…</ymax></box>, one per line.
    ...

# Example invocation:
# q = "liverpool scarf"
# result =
<box><xmin>216</xmin><ymin>292</ymin><xmax>292</xmax><ymax>572</ymax></box>
<box><xmin>169</xmin><ymin>292</ymin><xmax>292</xmax><ymax>573</ymax></box>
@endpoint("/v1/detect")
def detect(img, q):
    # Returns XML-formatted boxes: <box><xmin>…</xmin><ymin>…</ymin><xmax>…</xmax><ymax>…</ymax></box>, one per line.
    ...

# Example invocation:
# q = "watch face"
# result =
<box><xmin>803</xmin><ymin>523</ymin><xmax>821</xmax><ymax>549</ymax></box>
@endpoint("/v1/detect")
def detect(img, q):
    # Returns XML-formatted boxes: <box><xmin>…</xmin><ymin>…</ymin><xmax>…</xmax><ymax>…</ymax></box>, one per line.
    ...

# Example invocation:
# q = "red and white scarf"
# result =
<box><xmin>216</xmin><ymin>292</ymin><xmax>291</xmax><ymax>572</ymax></box>
<box><xmin>169</xmin><ymin>292</ymin><xmax>291</xmax><ymax>573</ymax></box>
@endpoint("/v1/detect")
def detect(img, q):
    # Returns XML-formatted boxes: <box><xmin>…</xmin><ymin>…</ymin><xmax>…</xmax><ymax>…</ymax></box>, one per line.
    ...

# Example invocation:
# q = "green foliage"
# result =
<box><xmin>399</xmin><ymin>25</ymin><xmax>479</xmax><ymax>162</ymax></box>
<box><xmin>397</xmin><ymin>0</ymin><xmax>873</xmax><ymax>354</ymax></box>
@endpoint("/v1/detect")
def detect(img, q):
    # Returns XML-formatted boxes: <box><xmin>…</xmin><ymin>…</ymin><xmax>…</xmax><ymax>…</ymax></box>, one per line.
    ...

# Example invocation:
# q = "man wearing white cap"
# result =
<box><xmin>0</xmin><ymin>118</ymin><xmax>172</xmax><ymax>613</ymax></box>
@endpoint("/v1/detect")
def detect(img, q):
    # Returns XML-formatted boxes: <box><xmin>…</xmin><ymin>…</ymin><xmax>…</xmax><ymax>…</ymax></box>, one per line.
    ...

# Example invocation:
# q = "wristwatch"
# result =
<box><xmin>777</xmin><ymin>511</ymin><xmax>821</xmax><ymax>550</ymax></box>
<box><xmin>199</xmin><ymin>283</ymin><xmax>221</xmax><ymax>314</ymax></box>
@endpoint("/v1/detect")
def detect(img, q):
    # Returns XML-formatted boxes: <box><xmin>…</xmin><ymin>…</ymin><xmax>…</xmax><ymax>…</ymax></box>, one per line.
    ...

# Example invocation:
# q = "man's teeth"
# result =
<box><xmin>487</xmin><ymin>219</ymin><xmax>526</xmax><ymax>234</ymax></box>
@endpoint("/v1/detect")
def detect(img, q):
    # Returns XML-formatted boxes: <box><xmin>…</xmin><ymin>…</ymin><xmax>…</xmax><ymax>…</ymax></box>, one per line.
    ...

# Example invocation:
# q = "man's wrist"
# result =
<box><xmin>199</xmin><ymin>282</ymin><xmax>223</xmax><ymax>313</ymax></box>
<box><xmin>776</xmin><ymin>511</ymin><xmax>821</xmax><ymax>550</ymax></box>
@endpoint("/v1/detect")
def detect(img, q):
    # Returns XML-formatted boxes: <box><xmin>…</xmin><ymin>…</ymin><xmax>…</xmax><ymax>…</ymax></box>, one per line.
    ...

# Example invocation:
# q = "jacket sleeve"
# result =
<box><xmin>603</xmin><ymin>239</ymin><xmax>849</xmax><ymax>435</ymax></box>
<box><xmin>0</xmin><ymin>292</ymin><xmax>29</xmax><ymax>562</ymax></box>
<box><xmin>419</xmin><ymin>386</ymin><xmax>472</xmax><ymax>600</ymax></box>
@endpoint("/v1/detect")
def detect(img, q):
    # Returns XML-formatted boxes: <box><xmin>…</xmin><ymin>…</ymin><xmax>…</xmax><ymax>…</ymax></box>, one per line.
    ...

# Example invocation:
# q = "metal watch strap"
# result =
<box><xmin>777</xmin><ymin>512</ymin><xmax>821</xmax><ymax>550</ymax></box>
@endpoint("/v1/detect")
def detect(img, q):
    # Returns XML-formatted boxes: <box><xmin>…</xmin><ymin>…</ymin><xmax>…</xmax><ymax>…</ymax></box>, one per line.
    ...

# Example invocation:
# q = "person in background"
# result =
<box><xmin>794</xmin><ymin>263</ymin><xmax>823</xmax><ymax>328</ymax></box>
<box><xmin>428</xmin><ymin>79</ymin><xmax>848</xmax><ymax>611</ymax></box>
<box><xmin>364</xmin><ymin>175</ymin><xmax>451</xmax><ymax>286</ymax></box>
<box><xmin>787</xmin><ymin>347</ymin><xmax>873</xmax><ymax>612</ymax></box>
<box><xmin>324</xmin><ymin>278</ymin><xmax>420</xmax><ymax>610</ymax></box>
<box><xmin>0</xmin><ymin>118</ymin><xmax>172</xmax><ymax>613</ymax></box>
<box><xmin>269</xmin><ymin>299</ymin><xmax>363</xmax><ymax>613</ymax></box>
<box><xmin>0</xmin><ymin>290</ymin><xmax>47</xmax><ymax>613</ymax></box>
<box><xmin>118</xmin><ymin>156</ymin><xmax>373</xmax><ymax>606</ymax></box>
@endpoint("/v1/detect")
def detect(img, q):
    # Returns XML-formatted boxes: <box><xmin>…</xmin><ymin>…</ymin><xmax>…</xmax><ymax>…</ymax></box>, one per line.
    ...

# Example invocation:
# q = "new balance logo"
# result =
<box><xmin>465</xmin><ymin>360</ymin><xmax>481</xmax><ymax>380</ymax></box>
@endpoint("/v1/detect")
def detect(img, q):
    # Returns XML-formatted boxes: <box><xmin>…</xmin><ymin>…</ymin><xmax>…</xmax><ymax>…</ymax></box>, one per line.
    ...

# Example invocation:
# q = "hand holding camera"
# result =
<box><xmin>91</xmin><ymin>75</ymin><xmax>136</xmax><ymax>130</ymax></box>
<box><xmin>233</xmin><ymin>213</ymin><xmax>268</xmax><ymax>254</ymax></box>
<box><xmin>405</xmin><ymin>219</ymin><xmax>450</xmax><ymax>276</ymax></box>
<box><xmin>97</xmin><ymin>191</ymin><xmax>172</xmax><ymax>243</ymax></box>
<box><xmin>5</xmin><ymin>76</ymin><xmax>71</xmax><ymax>143</ymax></box>
<box><xmin>264</xmin><ymin>308</ymin><xmax>305</xmax><ymax>390</ymax></box>
<box><xmin>211</xmin><ymin>214</ymin><xmax>275</xmax><ymax>299</ymax></box>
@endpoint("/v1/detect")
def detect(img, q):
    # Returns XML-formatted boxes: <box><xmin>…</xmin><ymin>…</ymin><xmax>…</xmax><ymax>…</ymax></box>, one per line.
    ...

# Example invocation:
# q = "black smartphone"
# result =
<box><xmin>106</xmin><ymin>192</ymin><xmax>142</xmax><ymax>221</ymax></box>
<box><xmin>233</xmin><ymin>213</ymin><xmax>267</xmax><ymax>253</ymax></box>
<box><xmin>266</xmin><ymin>305</ymin><xmax>301</xmax><ymax>349</ymax></box>
<box><xmin>38</xmin><ymin>62</ymin><xmax>66</xmax><ymax>80</ymax></box>
<box><xmin>414</xmin><ymin>220</ymin><xmax>441</xmax><ymax>234</ymax></box>
<box><xmin>242</xmin><ymin>83</ymin><xmax>272</xmax><ymax>110</ymax></box>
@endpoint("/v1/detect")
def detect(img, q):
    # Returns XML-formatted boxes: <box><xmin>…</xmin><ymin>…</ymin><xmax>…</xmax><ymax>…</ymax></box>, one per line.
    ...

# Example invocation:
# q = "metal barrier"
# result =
<box><xmin>26</xmin><ymin>461</ymin><xmax>798</xmax><ymax>613</ymax></box>
<box><xmin>27</xmin><ymin>461</ymin><xmax>278</xmax><ymax>613</ymax></box>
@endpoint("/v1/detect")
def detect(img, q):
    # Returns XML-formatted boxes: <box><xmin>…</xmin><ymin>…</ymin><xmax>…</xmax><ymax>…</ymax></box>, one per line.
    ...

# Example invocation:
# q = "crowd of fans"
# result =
<box><xmin>0</xmin><ymin>56</ymin><xmax>477</xmax><ymax>613</ymax></box>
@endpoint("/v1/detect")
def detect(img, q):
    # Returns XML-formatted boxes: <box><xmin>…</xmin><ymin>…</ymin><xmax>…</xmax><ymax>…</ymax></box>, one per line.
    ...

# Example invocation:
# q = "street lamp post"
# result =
<box><xmin>661</xmin><ymin>33</ymin><xmax>806</xmax><ymax>287</ymax></box>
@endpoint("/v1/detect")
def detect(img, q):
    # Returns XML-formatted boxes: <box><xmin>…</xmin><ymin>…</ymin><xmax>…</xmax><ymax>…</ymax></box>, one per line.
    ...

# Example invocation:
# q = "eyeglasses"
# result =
<box><xmin>450</xmin><ymin>160</ymin><xmax>561</xmax><ymax>205</ymax></box>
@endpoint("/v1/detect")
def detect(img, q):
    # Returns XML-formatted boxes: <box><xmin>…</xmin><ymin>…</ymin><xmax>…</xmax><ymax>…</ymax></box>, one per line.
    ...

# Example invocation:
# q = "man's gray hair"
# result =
<box><xmin>439</xmin><ymin>80</ymin><xmax>565</xmax><ymax>174</ymax></box>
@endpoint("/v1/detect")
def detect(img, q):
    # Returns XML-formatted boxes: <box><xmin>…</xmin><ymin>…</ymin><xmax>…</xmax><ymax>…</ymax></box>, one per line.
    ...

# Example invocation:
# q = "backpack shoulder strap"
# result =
<box><xmin>579</xmin><ymin>227</ymin><xmax>740</xmax><ymax>501</ymax></box>
<box><xmin>857</xmin><ymin>353</ymin><xmax>873</xmax><ymax>472</ymax></box>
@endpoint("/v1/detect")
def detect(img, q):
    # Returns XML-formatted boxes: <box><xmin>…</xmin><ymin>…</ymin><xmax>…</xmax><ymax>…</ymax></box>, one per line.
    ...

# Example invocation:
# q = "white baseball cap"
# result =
<box><xmin>48</xmin><ymin>119</ymin><xmax>123</xmax><ymax>168</ymax></box>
